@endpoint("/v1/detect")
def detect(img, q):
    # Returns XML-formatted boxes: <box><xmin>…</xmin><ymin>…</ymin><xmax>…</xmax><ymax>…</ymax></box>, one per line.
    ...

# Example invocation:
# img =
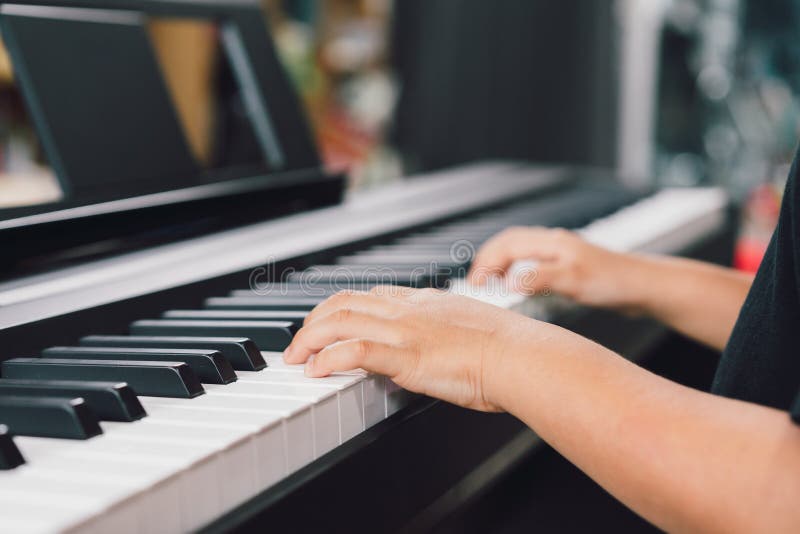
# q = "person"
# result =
<box><xmin>282</xmin><ymin>152</ymin><xmax>800</xmax><ymax>532</ymax></box>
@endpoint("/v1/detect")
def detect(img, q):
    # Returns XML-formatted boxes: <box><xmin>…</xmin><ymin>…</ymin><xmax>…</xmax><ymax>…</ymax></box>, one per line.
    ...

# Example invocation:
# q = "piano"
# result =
<box><xmin>0</xmin><ymin>2</ymin><xmax>735</xmax><ymax>533</ymax></box>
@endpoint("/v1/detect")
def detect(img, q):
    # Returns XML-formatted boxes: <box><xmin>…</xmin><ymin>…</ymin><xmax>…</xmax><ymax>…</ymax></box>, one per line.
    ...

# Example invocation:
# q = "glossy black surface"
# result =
<box><xmin>0</xmin><ymin>379</ymin><xmax>145</xmax><ymax>421</ymax></box>
<box><xmin>2</xmin><ymin>358</ymin><xmax>205</xmax><ymax>399</ymax></box>
<box><xmin>80</xmin><ymin>335</ymin><xmax>266</xmax><ymax>371</ymax></box>
<box><xmin>130</xmin><ymin>319</ymin><xmax>296</xmax><ymax>352</ymax></box>
<box><xmin>0</xmin><ymin>425</ymin><xmax>25</xmax><ymax>469</ymax></box>
<box><xmin>42</xmin><ymin>346</ymin><xmax>236</xmax><ymax>384</ymax></box>
<box><xmin>163</xmin><ymin>310</ymin><xmax>308</xmax><ymax>329</ymax></box>
<box><xmin>0</xmin><ymin>396</ymin><xmax>102</xmax><ymax>439</ymax></box>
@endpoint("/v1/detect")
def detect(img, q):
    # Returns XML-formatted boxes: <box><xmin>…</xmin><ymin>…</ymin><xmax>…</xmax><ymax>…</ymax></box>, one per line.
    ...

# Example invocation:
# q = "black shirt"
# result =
<box><xmin>712</xmin><ymin>149</ymin><xmax>800</xmax><ymax>423</ymax></box>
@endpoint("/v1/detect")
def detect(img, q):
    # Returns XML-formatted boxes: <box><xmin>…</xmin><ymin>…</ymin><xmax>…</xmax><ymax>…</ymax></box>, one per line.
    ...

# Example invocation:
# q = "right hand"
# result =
<box><xmin>467</xmin><ymin>227</ymin><xmax>647</xmax><ymax>311</ymax></box>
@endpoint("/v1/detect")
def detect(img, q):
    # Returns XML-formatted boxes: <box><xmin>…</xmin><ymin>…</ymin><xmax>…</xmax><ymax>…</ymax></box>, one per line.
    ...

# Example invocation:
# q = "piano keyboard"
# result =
<box><xmin>0</xmin><ymin>178</ymin><xmax>728</xmax><ymax>533</ymax></box>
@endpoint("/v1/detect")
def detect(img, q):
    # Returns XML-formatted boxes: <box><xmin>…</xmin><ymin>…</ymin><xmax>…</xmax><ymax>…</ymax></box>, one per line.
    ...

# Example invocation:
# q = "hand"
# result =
<box><xmin>468</xmin><ymin>227</ymin><xmax>646</xmax><ymax>310</ymax></box>
<box><xmin>283</xmin><ymin>286</ymin><xmax>554</xmax><ymax>412</ymax></box>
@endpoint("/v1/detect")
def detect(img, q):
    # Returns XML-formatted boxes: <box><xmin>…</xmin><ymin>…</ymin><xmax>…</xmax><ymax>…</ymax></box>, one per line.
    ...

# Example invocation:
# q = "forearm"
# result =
<box><xmin>621</xmin><ymin>255</ymin><xmax>753</xmax><ymax>350</ymax></box>
<box><xmin>490</xmin><ymin>326</ymin><xmax>800</xmax><ymax>533</ymax></box>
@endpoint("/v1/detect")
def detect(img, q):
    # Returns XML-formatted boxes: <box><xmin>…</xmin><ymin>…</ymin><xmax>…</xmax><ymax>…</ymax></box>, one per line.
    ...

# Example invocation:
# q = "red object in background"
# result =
<box><xmin>733</xmin><ymin>184</ymin><xmax>782</xmax><ymax>273</ymax></box>
<box><xmin>734</xmin><ymin>237</ymin><xmax>770</xmax><ymax>273</ymax></box>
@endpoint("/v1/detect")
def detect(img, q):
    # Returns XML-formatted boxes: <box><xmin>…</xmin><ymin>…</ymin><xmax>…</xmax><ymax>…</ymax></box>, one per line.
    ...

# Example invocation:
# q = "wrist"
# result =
<box><xmin>612</xmin><ymin>253</ymin><xmax>660</xmax><ymax>313</ymax></box>
<box><xmin>482</xmin><ymin>316</ymin><xmax>563</xmax><ymax>412</ymax></box>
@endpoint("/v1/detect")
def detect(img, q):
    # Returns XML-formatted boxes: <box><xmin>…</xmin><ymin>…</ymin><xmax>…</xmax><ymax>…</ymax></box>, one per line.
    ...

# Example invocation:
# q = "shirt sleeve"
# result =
<box><xmin>790</xmin><ymin>391</ymin><xmax>800</xmax><ymax>425</ymax></box>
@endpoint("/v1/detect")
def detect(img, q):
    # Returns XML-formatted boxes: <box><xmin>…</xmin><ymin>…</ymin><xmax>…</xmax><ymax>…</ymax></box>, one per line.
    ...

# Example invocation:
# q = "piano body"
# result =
<box><xmin>0</xmin><ymin>1</ymin><xmax>736</xmax><ymax>532</ymax></box>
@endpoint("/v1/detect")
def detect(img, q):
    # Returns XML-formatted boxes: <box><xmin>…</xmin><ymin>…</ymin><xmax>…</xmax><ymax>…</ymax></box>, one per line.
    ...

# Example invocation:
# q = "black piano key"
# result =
<box><xmin>80</xmin><ymin>335</ymin><xmax>266</xmax><ymax>371</ymax></box>
<box><xmin>336</xmin><ymin>253</ymin><xmax>466</xmax><ymax>265</ymax></box>
<box><xmin>2</xmin><ymin>358</ymin><xmax>204</xmax><ymax>399</ymax></box>
<box><xmin>130</xmin><ymin>319</ymin><xmax>296</xmax><ymax>352</ymax></box>
<box><xmin>42</xmin><ymin>347</ymin><xmax>236</xmax><ymax>385</ymax></box>
<box><xmin>0</xmin><ymin>425</ymin><xmax>25</xmax><ymax>470</ymax></box>
<box><xmin>162</xmin><ymin>309</ymin><xmax>308</xmax><ymax>329</ymax></box>
<box><xmin>288</xmin><ymin>265</ymin><xmax>441</xmax><ymax>288</ymax></box>
<box><xmin>0</xmin><ymin>396</ymin><xmax>102</xmax><ymax>440</ymax></box>
<box><xmin>0</xmin><ymin>379</ymin><xmax>145</xmax><ymax>422</ymax></box>
<box><xmin>232</xmin><ymin>282</ymin><xmax>385</xmax><ymax>298</ymax></box>
<box><xmin>205</xmin><ymin>297</ymin><xmax>324</xmax><ymax>312</ymax></box>
<box><xmin>370</xmin><ymin>244</ymin><xmax>454</xmax><ymax>252</ymax></box>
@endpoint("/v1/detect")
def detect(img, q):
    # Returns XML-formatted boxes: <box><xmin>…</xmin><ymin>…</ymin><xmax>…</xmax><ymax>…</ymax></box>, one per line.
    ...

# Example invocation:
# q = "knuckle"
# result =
<box><xmin>354</xmin><ymin>338</ymin><xmax>372</xmax><ymax>361</ymax></box>
<box><xmin>334</xmin><ymin>308</ymin><xmax>353</xmax><ymax>322</ymax></box>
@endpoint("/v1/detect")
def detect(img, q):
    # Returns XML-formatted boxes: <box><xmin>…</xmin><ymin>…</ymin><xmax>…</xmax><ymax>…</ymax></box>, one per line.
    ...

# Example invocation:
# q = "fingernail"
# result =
<box><xmin>283</xmin><ymin>345</ymin><xmax>294</xmax><ymax>362</ymax></box>
<box><xmin>304</xmin><ymin>354</ymin><xmax>316</xmax><ymax>377</ymax></box>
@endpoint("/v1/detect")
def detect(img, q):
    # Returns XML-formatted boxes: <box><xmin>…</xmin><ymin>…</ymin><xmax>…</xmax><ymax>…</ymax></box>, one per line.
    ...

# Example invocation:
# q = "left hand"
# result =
<box><xmin>283</xmin><ymin>286</ymin><xmax>560</xmax><ymax>412</ymax></box>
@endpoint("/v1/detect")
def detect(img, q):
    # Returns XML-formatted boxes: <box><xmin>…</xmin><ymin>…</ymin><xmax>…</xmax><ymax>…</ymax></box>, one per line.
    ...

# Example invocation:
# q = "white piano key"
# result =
<box><xmin>141</xmin><ymin>395</ymin><xmax>312</xmax><ymax>474</ymax></box>
<box><xmin>0</xmin><ymin>475</ymin><xmax>145</xmax><ymax>534</ymax></box>
<box><xmin>362</xmin><ymin>374</ymin><xmax>387</xmax><ymax>427</ymax></box>
<box><xmin>61</xmin><ymin>437</ymin><xmax>220</xmax><ymax>532</ymax></box>
<box><xmin>106</xmin><ymin>416</ymin><xmax>286</xmax><ymax>494</ymax></box>
<box><xmin>0</xmin><ymin>498</ymin><xmax>98</xmax><ymax>533</ymax></box>
<box><xmin>239</xmin><ymin>369</ymin><xmax>366</xmax><ymax>443</ymax></box>
<box><xmin>37</xmin><ymin>451</ymin><xmax>183</xmax><ymax>534</ymax></box>
<box><xmin>68</xmin><ymin>499</ymin><xmax>142</xmax><ymax>534</ymax></box>
<box><xmin>205</xmin><ymin>381</ymin><xmax>340</xmax><ymax>457</ymax></box>
<box><xmin>137</xmin><ymin>401</ymin><xmax>281</xmax><ymax>500</ymax></box>
<box><xmin>263</xmin><ymin>353</ymin><xmax>395</xmax><ymax>426</ymax></box>
<box><xmin>0</xmin><ymin>466</ymin><xmax>143</xmax><ymax>533</ymax></box>
<box><xmin>261</xmin><ymin>352</ymin><xmax>304</xmax><ymax>371</ymax></box>
<box><xmin>385</xmin><ymin>377</ymin><xmax>416</xmax><ymax>417</ymax></box>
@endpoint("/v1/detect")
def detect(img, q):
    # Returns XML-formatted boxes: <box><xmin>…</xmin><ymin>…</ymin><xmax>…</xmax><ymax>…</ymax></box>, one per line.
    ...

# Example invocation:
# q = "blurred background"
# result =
<box><xmin>0</xmin><ymin>0</ymin><xmax>797</xmax><ymax>270</ymax></box>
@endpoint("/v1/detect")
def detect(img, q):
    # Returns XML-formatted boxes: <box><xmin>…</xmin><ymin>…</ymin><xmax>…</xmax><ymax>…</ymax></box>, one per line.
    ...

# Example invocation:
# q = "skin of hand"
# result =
<box><xmin>467</xmin><ymin>226</ymin><xmax>753</xmax><ymax>350</ymax></box>
<box><xmin>284</xmin><ymin>286</ymin><xmax>540</xmax><ymax>411</ymax></box>
<box><xmin>283</xmin><ymin>287</ymin><xmax>800</xmax><ymax>533</ymax></box>
<box><xmin>468</xmin><ymin>227</ymin><xmax>643</xmax><ymax>309</ymax></box>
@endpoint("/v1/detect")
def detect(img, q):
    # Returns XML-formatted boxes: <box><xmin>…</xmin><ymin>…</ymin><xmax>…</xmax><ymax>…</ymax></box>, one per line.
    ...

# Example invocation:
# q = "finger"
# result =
<box><xmin>468</xmin><ymin>227</ymin><xmax>567</xmax><ymax>284</ymax></box>
<box><xmin>510</xmin><ymin>263</ymin><xmax>564</xmax><ymax>295</ymax></box>
<box><xmin>305</xmin><ymin>339</ymin><xmax>406</xmax><ymax>378</ymax></box>
<box><xmin>369</xmin><ymin>284</ymin><xmax>417</xmax><ymax>298</ymax></box>
<box><xmin>303</xmin><ymin>290</ymin><xmax>392</xmax><ymax>326</ymax></box>
<box><xmin>285</xmin><ymin>309</ymin><xmax>398</xmax><ymax>364</ymax></box>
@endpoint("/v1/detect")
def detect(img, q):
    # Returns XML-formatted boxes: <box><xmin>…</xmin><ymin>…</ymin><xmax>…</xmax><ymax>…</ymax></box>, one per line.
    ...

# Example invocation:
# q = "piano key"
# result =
<box><xmin>0</xmin><ymin>468</ymin><xmax>146</xmax><ymax>532</ymax></box>
<box><xmin>2</xmin><ymin>358</ymin><xmax>204</xmax><ymax>399</ymax></box>
<box><xmin>288</xmin><ymin>265</ymin><xmax>441</xmax><ymax>288</ymax></box>
<box><xmin>205</xmin><ymin>296</ymin><xmax>325</xmax><ymax>311</ymax></box>
<box><xmin>204</xmin><ymin>381</ymin><xmax>340</xmax><ymax>456</ymax></box>
<box><xmin>143</xmin><ymin>394</ymin><xmax>315</xmax><ymax>471</ymax></box>
<box><xmin>253</xmin><ymin>356</ymin><xmax>405</xmax><ymax>422</ymax></box>
<box><xmin>14</xmin><ymin>438</ymin><xmax>187</xmax><ymax>534</ymax></box>
<box><xmin>336</xmin><ymin>252</ymin><xmax>467</xmax><ymax>265</ymax></box>
<box><xmin>102</xmin><ymin>422</ymin><xmax>263</xmax><ymax>530</ymax></box>
<box><xmin>235</xmin><ymin>282</ymin><xmax>384</xmax><ymax>298</ymax></box>
<box><xmin>10</xmin><ymin>408</ymin><xmax>278</xmax><ymax>531</ymax></box>
<box><xmin>0</xmin><ymin>379</ymin><xmax>145</xmax><ymax>422</ymax></box>
<box><xmin>96</xmin><ymin>420</ymin><xmax>258</xmax><ymax>529</ymax></box>
<box><xmin>42</xmin><ymin>346</ymin><xmax>236</xmax><ymax>385</ymax></box>
<box><xmin>259</xmin><ymin>348</ymin><xmax>408</xmax><ymax>420</ymax></box>
<box><xmin>163</xmin><ymin>309</ymin><xmax>308</xmax><ymax>328</ymax></box>
<box><xmin>139</xmin><ymin>394</ymin><xmax>312</xmax><ymax>473</ymax></box>
<box><xmin>0</xmin><ymin>425</ymin><xmax>24</xmax><ymax>470</ymax></box>
<box><xmin>131</xmin><ymin>319</ymin><xmax>296</xmax><ymax>351</ymax></box>
<box><xmin>61</xmin><ymin>437</ymin><xmax>221</xmax><ymax>532</ymax></box>
<box><xmin>238</xmin><ymin>369</ymin><xmax>367</xmax><ymax>443</ymax></box>
<box><xmin>121</xmin><ymin>409</ymin><xmax>285</xmax><ymax>492</ymax></box>
<box><xmin>80</xmin><ymin>334</ymin><xmax>267</xmax><ymax>371</ymax></box>
<box><xmin>0</xmin><ymin>396</ymin><xmax>102</xmax><ymax>439</ymax></box>
<box><xmin>0</xmin><ymin>489</ymin><xmax>116</xmax><ymax>533</ymax></box>
<box><xmin>369</xmin><ymin>243</ymin><xmax>455</xmax><ymax>252</ymax></box>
